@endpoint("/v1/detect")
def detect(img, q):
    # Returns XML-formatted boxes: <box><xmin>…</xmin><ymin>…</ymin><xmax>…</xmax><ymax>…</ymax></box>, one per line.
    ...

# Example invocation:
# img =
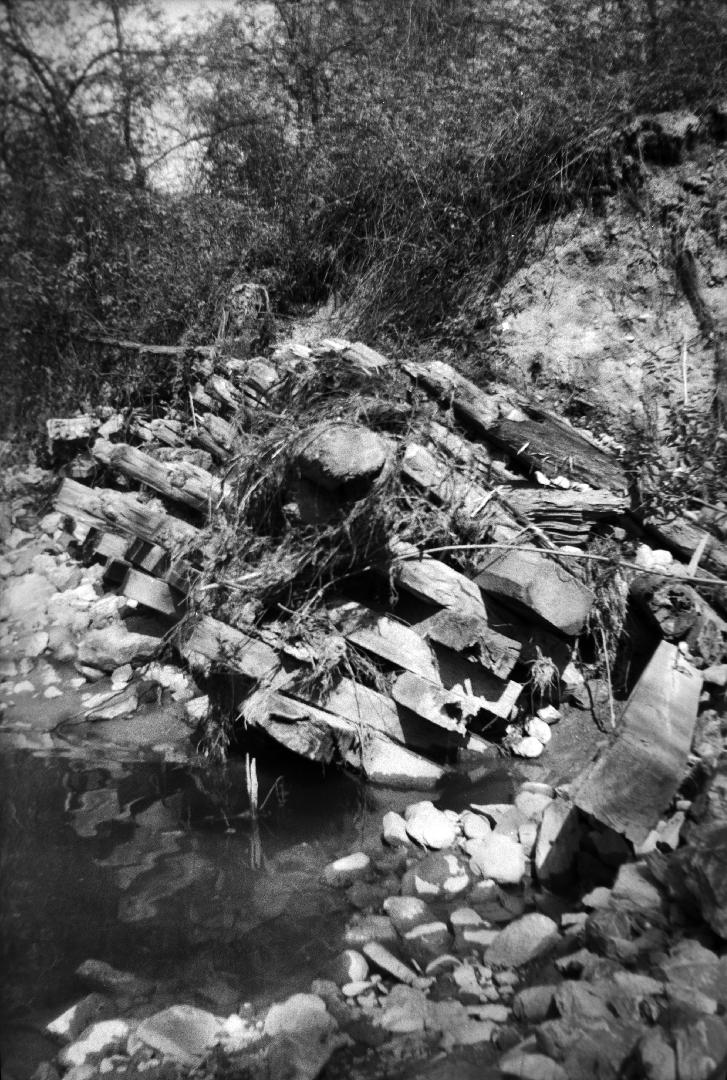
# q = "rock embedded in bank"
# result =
<box><xmin>486</xmin><ymin>913</ymin><xmax>560</xmax><ymax>969</ymax></box>
<box><xmin>323</xmin><ymin>851</ymin><xmax>372</xmax><ymax>888</ymax></box>
<box><xmin>295</xmin><ymin>422</ymin><xmax>389</xmax><ymax>492</ymax></box>
<box><xmin>401</xmin><ymin>851</ymin><xmax>471</xmax><ymax>899</ymax></box>
<box><xmin>466</xmin><ymin>833</ymin><xmax>526</xmax><ymax>885</ymax></box>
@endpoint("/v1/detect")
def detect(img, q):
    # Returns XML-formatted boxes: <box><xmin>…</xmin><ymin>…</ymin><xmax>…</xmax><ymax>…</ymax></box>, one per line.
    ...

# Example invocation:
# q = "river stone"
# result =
<box><xmin>675</xmin><ymin>1016</ymin><xmax>727</xmax><ymax>1080</ymax></box>
<box><xmin>76</xmin><ymin>625</ymin><xmax>161</xmax><ymax>671</ymax></box>
<box><xmin>402</xmin><ymin>921</ymin><xmax>452</xmax><ymax>965</ymax></box>
<box><xmin>631</xmin><ymin>1028</ymin><xmax>677</xmax><ymax>1080</ymax></box>
<box><xmin>323</xmin><ymin>851</ymin><xmax>371</xmax><ymax>887</ymax></box>
<box><xmin>449</xmin><ymin>906</ymin><xmax>484</xmax><ymax>930</ymax></box>
<box><xmin>467</xmin><ymin>834</ymin><xmax>526</xmax><ymax>885</ymax></box>
<box><xmin>404</xmin><ymin>800</ymin><xmax>457</xmax><ymax>849</ymax></box>
<box><xmin>534</xmin><ymin>799</ymin><xmax>581</xmax><ymax>886</ymax></box>
<box><xmin>611</xmin><ymin>862</ymin><xmax>663</xmax><ymax>911</ymax></box>
<box><xmin>264</xmin><ymin>993</ymin><xmax>337</xmax><ymax>1039</ymax></box>
<box><xmin>445</xmin><ymin>1019</ymin><xmax>497</xmax><ymax>1046</ymax></box>
<box><xmin>131</xmin><ymin>1006</ymin><xmax>223</xmax><ymax>1065</ymax></box>
<box><xmin>296</xmin><ymin>423</ymin><xmax>388</xmax><ymax>492</ymax></box>
<box><xmin>513</xmin><ymin>985</ymin><xmax>557</xmax><ymax>1023</ymax></box>
<box><xmin>515</xmin><ymin>790</ymin><xmax>553</xmax><ymax>822</ymax></box>
<box><xmin>46</xmin><ymin>994</ymin><xmax>112</xmax><ymax>1043</ymax></box>
<box><xmin>327</xmin><ymin>950</ymin><xmax>369</xmax><ymax>987</ymax></box>
<box><xmin>525</xmin><ymin>717</ymin><xmax>553</xmax><ymax>745</ymax></box>
<box><xmin>511</xmin><ymin>735</ymin><xmax>545</xmax><ymax>758</ymax></box>
<box><xmin>344</xmin><ymin>914</ymin><xmax>398</xmax><ymax>948</ymax></box>
<box><xmin>382</xmin><ymin>811</ymin><xmax>410</xmax><ymax>846</ymax></box>
<box><xmin>58</xmin><ymin>1020</ymin><xmax>130</xmax><ymax>1068</ymax></box>
<box><xmin>75</xmin><ymin>959</ymin><xmax>155</xmax><ymax>998</ymax></box>
<box><xmin>379</xmin><ymin>984</ymin><xmax>428</xmax><ymax>1034</ymax></box>
<box><xmin>382</xmin><ymin>895</ymin><xmax>434</xmax><ymax>934</ymax></box>
<box><xmin>461</xmin><ymin>810</ymin><xmax>492</xmax><ymax>839</ymax></box>
<box><xmin>401</xmin><ymin>851</ymin><xmax>471</xmax><ymax>899</ymax></box>
<box><xmin>499</xmin><ymin>1048</ymin><xmax>568</xmax><ymax>1080</ymax></box>
<box><xmin>679</xmin><ymin>823</ymin><xmax>727</xmax><ymax>937</ymax></box>
<box><xmin>0</xmin><ymin>572</ymin><xmax>57</xmax><ymax>627</ymax></box>
<box><xmin>659</xmin><ymin>940</ymin><xmax>727</xmax><ymax>1005</ymax></box>
<box><xmin>486</xmin><ymin>914</ymin><xmax>559</xmax><ymax>969</ymax></box>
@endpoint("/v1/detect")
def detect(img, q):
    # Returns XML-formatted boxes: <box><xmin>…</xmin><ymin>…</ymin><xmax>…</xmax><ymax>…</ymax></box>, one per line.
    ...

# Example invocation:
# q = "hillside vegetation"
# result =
<box><xmin>1</xmin><ymin>0</ymin><xmax>725</xmax><ymax>442</ymax></box>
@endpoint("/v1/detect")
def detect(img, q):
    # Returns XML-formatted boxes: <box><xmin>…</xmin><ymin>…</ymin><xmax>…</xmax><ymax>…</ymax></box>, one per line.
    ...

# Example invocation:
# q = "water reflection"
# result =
<box><xmin>0</xmin><ymin>746</ymin><xmax>378</xmax><ymax>1031</ymax></box>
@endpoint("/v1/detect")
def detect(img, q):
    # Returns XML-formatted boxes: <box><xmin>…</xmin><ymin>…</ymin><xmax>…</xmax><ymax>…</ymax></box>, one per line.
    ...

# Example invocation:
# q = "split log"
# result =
<box><xmin>341</xmin><ymin>341</ymin><xmax>390</xmax><ymax>375</ymax></box>
<box><xmin>190</xmin><ymin>383</ymin><xmax>216</xmax><ymax>412</ymax></box>
<box><xmin>486</xmin><ymin>410</ymin><xmax>628</xmax><ymax>492</ymax></box>
<box><xmin>387</xmin><ymin>539</ymin><xmax>486</xmax><ymax>615</ymax></box>
<box><xmin>124</xmin><ymin>538</ymin><xmax>188</xmax><ymax>592</ymax></box>
<box><xmin>225</xmin><ymin>357</ymin><xmax>279</xmax><ymax>400</ymax></box>
<box><xmin>505</xmin><ymin>487</ymin><xmax>627</xmax><ymax>521</ymax></box>
<box><xmin>476</xmin><ymin>547</ymin><xmax>594</xmax><ymax>636</ymax></box>
<box><xmin>401</xmin><ymin>443</ymin><xmax>499</xmax><ymax>530</ymax></box>
<box><xmin>120</xmin><ymin>568</ymin><xmax>183</xmax><ymax>618</ymax></box>
<box><xmin>424</xmin><ymin>419</ymin><xmax>523</xmax><ymax>486</ymax></box>
<box><xmin>401</xmin><ymin>359</ymin><xmax>506</xmax><ymax>433</ymax></box>
<box><xmin>92</xmin><ymin>439</ymin><xmax>222</xmax><ymax>513</ymax></box>
<box><xmin>79</xmin><ymin>334</ymin><xmax>215</xmax><ymax>358</ymax></box>
<box><xmin>572</xmin><ymin>641</ymin><xmax>702</xmax><ymax>844</ymax></box>
<box><xmin>243</xmin><ymin>688</ymin><xmax>357</xmax><ymax>764</ymax></box>
<box><xmin>133</xmin><ymin>418</ymin><xmax>185</xmax><ymax>448</ymax></box>
<box><xmin>54</xmin><ymin>479</ymin><xmax>199</xmax><ymax>550</ymax></box>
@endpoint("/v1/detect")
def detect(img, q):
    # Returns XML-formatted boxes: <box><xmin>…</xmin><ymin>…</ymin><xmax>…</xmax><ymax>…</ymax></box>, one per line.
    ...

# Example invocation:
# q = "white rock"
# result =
<box><xmin>469</xmin><ymin>803</ymin><xmax>511</xmax><ymax>826</ymax></box>
<box><xmin>449</xmin><ymin>907</ymin><xmax>484</xmax><ymax>930</ymax></box>
<box><xmin>404</xmin><ymin>801</ymin><xmax>457</xmax><ymax>849</ymax></box>
<box><xmin>379</xmin><ymin>985</ymin><xmax>428</xmax><ymax>1033</ymax></box>
<box><xmin>499</xmin><ymin>1048</ymin><xmax>568</xmax><ymax>1080</ymax></box>
<box><xmin>511</xmin><ymin>736</ymin><xmax>545</xmax><ymax>758</ymax></box>
<box><xmin>461</xmin><ymin>810</ymin><xmax>492</xmax><ymax>839</ymax></box>
<box><xmin>13</xmin><ymin>680</ymin><xmax>35</xmax><ymax>694</ymax></box>
<box><xmin>111</xmin><ymin>664</ymin><xmax>133</xmax><ymax>686</ymax></box>
<box><xmin>46</xmin><ymin>994</ymin><xmax>110</xmax><ymax>1043</ymax></box>
<box><xmin>468</xmin><ymin>834</ymin><xmax>526</xmax><ymax>885</ymax></box>
<box><xmin>44</xmin><ymin>686</ymin><xmax>63</xmax><ymax>699</ymax></box>
<box><xmin>16</xmin><ymin>630</ymin><xmax>49</xmax><ymax>658</ymax></box>
<box><xmin>322</xmin><ymin>852</ymin><xmax>371</xmax><ymax>888</ymax></box>
<box><xmin>76</xmin><ymin>625</ymin><xmax>160</xmax><ymax>672</ymax></box>
<box><xmin>525</xmin><ymin>717</ymin><xmax>552</xmax><ymax>745</ymax></box>
<box><xmin>58</xmin><ymin>1020</ymin><xmax>130</xmax><ymax>1068</ymax></box>
<box><xmin>382</xmin><ymin>810</ymin><xmax>410</xmax><ymax>846</ymax></box>
<box><xmin>537</xmin><ymin>705</ymin><xmax>562</xmax><ymax>724</ymax></box>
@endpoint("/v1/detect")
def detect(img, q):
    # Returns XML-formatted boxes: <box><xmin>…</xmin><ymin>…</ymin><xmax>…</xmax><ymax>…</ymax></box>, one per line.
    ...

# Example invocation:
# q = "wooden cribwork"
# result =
<box><xmin>92</xmin><ymin>439</ymin><xmax>222</xmax><ymax>513</ymax></box>
<box><xmin>572</xmin><ymin>641</ymin><xmax>703</xmax><ymax>844</ymax></box>
<box><xmin>54</xmin><ymin>479</ymin><xmax>199</xmax><ymax>549</ymax></box>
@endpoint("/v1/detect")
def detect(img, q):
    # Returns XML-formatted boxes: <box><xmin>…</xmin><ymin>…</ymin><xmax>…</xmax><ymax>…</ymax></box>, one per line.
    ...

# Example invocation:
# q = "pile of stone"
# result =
<box><xmin>35</xmin><ymin>768</ymin><xmax>727</xmax><ymax>1080</ymax></box>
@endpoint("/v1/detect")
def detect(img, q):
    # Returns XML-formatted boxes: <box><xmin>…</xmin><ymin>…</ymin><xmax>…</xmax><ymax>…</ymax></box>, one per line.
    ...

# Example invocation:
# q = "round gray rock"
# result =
<box><xmin>296</xmin><ymin>423</ymin><xmax>388</xmax><ymax>491</ymax></box>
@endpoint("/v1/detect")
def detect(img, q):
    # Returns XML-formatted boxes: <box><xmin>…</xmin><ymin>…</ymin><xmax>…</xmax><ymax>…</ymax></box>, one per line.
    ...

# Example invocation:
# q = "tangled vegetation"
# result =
<box><xmin>2</xmin><ymin>0</ymin><xmax>726</xmax><ymax>440</ymax></box>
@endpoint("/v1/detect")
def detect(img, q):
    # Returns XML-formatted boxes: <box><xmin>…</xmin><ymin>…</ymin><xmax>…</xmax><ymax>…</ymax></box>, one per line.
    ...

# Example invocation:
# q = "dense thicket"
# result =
<box><xmin>1</xmin><ymin>0</ymin><xmax>725</xmax><ymax>438</ymax></box>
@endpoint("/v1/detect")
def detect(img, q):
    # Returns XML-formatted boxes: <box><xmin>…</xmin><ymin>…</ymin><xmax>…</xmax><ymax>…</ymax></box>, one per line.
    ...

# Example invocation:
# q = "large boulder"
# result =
<box><xmin>295</xmin><ymin>423</ymin><xmax>388</xmax><ymax>492</ymax></box>
<box><xmin>486</xmin><ymin>914</ymin><xmax>560</xmax><ymax>969</ymax></box>
<box><xmin>76</xmin><ymin>624</ymin><xmax>161</xmax><ymax>671</ymax></box>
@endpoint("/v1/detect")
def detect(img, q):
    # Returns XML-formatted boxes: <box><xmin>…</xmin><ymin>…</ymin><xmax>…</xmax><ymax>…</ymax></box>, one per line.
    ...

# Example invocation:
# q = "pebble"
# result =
<box><xmin>401</xmin><ymin>851</ymin><xmax>471</xmax><ymax>900</ymax></box>
<box><xmin>382</xmin><ymin>896</ymin><xmax>434</xmax><ymax>934</ymax></box>
<box><xmin>327</xmin><ymin>950</ymin><xmax>369</xmax><ymax>987</ymax></box>
<box><xmin>323</xmin><ymin>851</ymin><xmax>371</xmax><ymax>888</ymax></box>
<box><xmin>13</xmin><ymin>680</ymin><xmax>35</xmax><ymax>693</ymax></box>
<box><xmin>537</xmin><ymin>705</ymin><xmax>562</xmax><ymax>724</ymax></box>
<box><xmin>515</xmin><ymin>790</ymin><xmax>553</xmax><ymax>821</ymax></box>
<box><xmin>499</xmin><ymin>1048</ymin><xmax>568</xmax><ymax>1080</ymax></box>
<box><xmin>382</xmin><ymin>810</ymin><xmax>410</xmax><ymax>846</ymax></box>
<box><xmin>460</xmin><ymin>809</ymin><xmax>492</xmax><ymax>839</ymax></box>
<box><xmin>44</xmin><ymin>686</ymin><xmax>63</xmax><ymax>699</ymax></box>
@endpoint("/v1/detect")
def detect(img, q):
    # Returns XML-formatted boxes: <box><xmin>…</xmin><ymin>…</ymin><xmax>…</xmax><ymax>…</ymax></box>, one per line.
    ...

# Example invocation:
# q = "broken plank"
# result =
<box><xmin>54</xmin><ymin>479</ymin><xmax>199</xmax><ymax>550</ymax></box>
<box><xmin>505</xmin><ymin>487</ymin><xmax>627</xmax><ymax>520</ymax></box>
<box><xmin>401</xmin><ymin>443</ymin><xmax>497</xmax><ymax>525</ymax></box>
<box><xmin>92</xmin><ymin>439</ymin><xmax>222</xmax><ymax>513</ymax></box>
<box><xmin>392</xmin><ymin>668</ymin><xmax>521</xmax><ymax>728</ymax></box>
<box><xmin>476</xmin><ymin>547</ymin><xmax>594</xmax><ymax>636</ymax></box>
<box><xmin>134</xmin><ymin>418</ymin><xmax>185</xmax><ymax>448</ymax></box>
<box><xmin>88</xmin><ymin>530</ymin><xmax>129</xmax><ymax>561</ymax></box>
<box><xmin>341</xmin><ymin>341</ymin><xmax>390</xmax><ymax>375</ymax></box>
<box><xmin>412</xmin><ymin>608</ymin><xmax>521</xmax><ymax>680</ymax></box>
<box><xmin>121</xmin><ymin>568</ymin><xmax>183</xmax><ymax>618</ymax></box>
<box><xmin>572</xmin><ymin>641</ymin><xmax>702</xmax><ymax>844</ymax></box>
<box><xmin>243</xmin><ymin>688</ymin><xmax>356</xmax><ymax>764</ymax></box>
<box><xmin>630</xmin><ymin>573</ymin><xmax>727</xmax><ymax>665</ymax></box>
<box><xmin>47</xmin><ymin>416</ymin><xmax>99</xmax><ymax>452</ymax></box>
<box><xmin>350</xmin><ymin>735</ymin><xmax>445</xmax><ymax>789</ymax></box>
<box><xmin>329</xmin><ymin>601</ymin><xmax>441</xmax><ymax>682</ymax></box>
<box><xmin>425</xmin><ymin>419</ymin><xmax>523</xmax><ymax>486</ymax></box>
<box><xmin>388</xmin><ymin>539</ymin><xmax>486</xmax><ymax>615</ymax></box>
<box><xmin>180</xmin><ymin>614</ymin><xmax>280</xmax><ymax>682</ymax></box>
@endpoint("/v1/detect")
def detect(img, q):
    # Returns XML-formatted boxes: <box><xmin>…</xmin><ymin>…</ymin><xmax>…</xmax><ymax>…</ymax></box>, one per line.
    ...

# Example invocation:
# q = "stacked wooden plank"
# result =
<box><xmin>46</xmin><ymin>338</ymin><xmax>720</xmax><ymax>790</ymax></box>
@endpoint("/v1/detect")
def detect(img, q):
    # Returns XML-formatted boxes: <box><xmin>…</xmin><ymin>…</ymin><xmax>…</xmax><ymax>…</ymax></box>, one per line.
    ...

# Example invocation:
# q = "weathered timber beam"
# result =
<box><xmin>476</xmin><ymin>547</ymin><xmax>594</xmax><ymax>636</ymax></box>
<box><xmin>54</xmin><ymin>479</ymin><xmax>199</xmax><ymax>550</ymax></box>
<box><xmin>387</xmin><ymin>539</ymin><xmax>486</xmax><ymax>615</ymax></box>
<box><xmin>180</xmin><ymin>614</ymin><xmax>280</xmax><ymax>682</ymax></box>
<box><xmin>572</xmin><ymin>641</ymin><xmax>702</xmax><ymax>843</ymax></box>
<box><xmin>121</xmin><ymin>568</ymin><xmax>183</xmax><ymax>618</ymax></box>
<box><xmin>400</xmin><ymin>359</ymin><xmax>506</xmax><ymax>433</ymax></box>
<box><xmin>411</xmin><ymin>608</ymin><xmax>521</xmax><ymax>681</ymax></box>
<box><xmin>92</xmin><ymin>439</ymin><xmax>222</xmax><ymax>514</ymax></box>
<box><xmin>329</xmin><ymin>601</ymin><xmax>441</xmax><ymax>682</ymax></box>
